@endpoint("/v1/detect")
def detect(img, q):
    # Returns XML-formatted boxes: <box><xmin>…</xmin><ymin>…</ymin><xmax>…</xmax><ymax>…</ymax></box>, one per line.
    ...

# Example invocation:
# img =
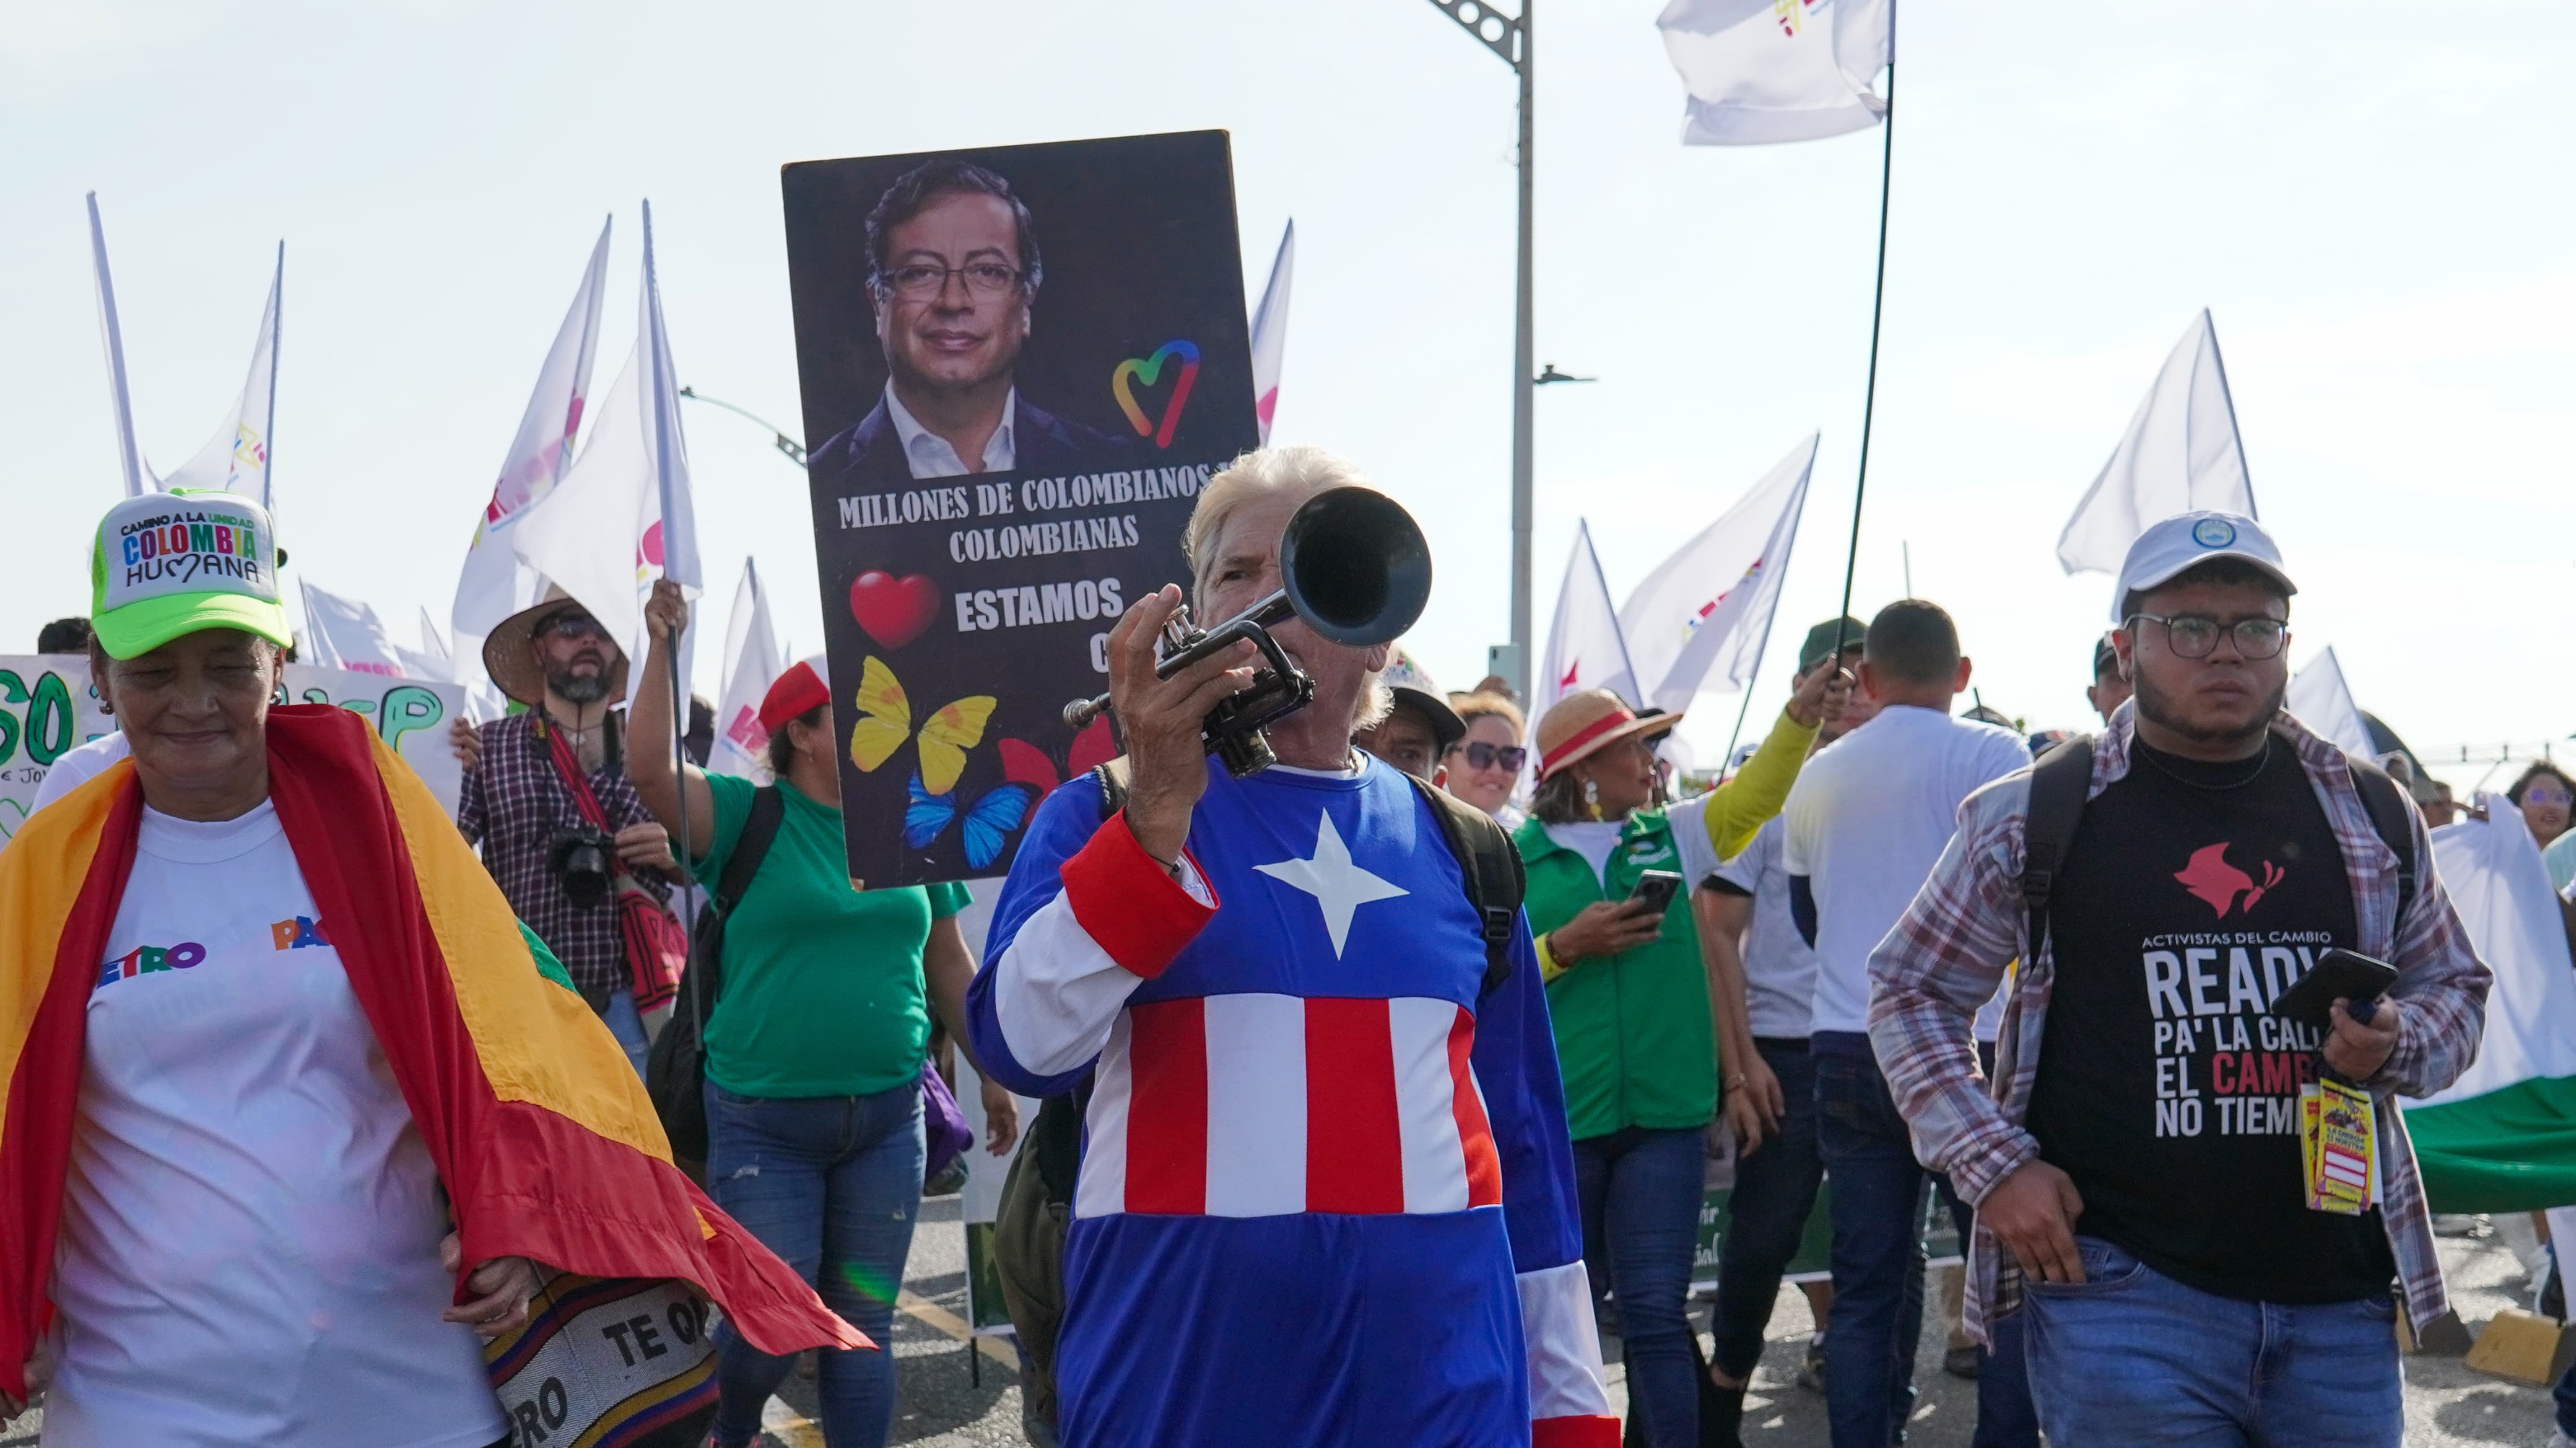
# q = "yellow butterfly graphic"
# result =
<box><xmin>848</xmin><ymin>656</ymin><xmax>996</xmax><ymax>796</ymax></box>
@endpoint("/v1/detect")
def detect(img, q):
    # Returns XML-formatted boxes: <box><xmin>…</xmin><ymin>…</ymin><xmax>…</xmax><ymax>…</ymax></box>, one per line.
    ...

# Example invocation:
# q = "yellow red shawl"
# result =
<box><xmin>0</xmin><ymin>705</ymin><xmax>865</xmax><ymax>1397</ymax></box>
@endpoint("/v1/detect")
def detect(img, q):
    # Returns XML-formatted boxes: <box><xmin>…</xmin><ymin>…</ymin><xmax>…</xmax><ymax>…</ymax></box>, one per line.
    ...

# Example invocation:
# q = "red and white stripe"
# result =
<box><xmin>1075</xmin><ymin>992</ymin><xmax>1503</xmax><ymax>1220</ymax></box>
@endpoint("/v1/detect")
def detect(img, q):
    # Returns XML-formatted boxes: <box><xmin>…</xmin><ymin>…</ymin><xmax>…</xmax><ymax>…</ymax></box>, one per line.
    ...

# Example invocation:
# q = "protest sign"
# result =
<box><xmin>0</xmin><ymin>656</ymin><xmax>464</xmax><ymax>841</ymax></box>
<box><xmin>279</xmin><ymin>663</ymin><xmax>468</xmax><ymax>815</ymax></box>
<box><xmin>783</xmin><ymin>131</ymin><xmax>1263</xmax><ymax>887</ymax></box>
<box><xmin>0</xmin><ymin>656</ymin><xmax>117</xmax><ymax>845</ymax></box>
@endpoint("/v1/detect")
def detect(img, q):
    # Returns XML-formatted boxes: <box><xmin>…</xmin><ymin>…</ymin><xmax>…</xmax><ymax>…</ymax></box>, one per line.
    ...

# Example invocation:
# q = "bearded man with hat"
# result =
<box><xmin>625</xmin><ymin>578</ymin><xmax>1017</xmax><ymax>1448</ymax></box>
<box><xmin>1517</xmin><ymin>670</ymin><xmax>1838</xmax><ymax>1448</ymax></box>
<box><xmin>449</xmin><ymin>587</ymin><xmax>679</xmax><ymax>1074</ymax></box>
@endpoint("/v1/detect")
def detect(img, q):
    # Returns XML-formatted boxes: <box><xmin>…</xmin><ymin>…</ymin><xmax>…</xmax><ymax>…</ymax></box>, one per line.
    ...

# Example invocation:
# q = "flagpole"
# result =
<box><xmin>87</xmin><ymin>194</ymin><xmax>146</xmax><ymax>497</ymax></box>
<box><xmin>643</xmin><ymin>200</ymin><xmax>698</xmax><ymax>932</ymax></box>
<box><xmin>265</xmin><ymin>241</ymin><xmax>283</xmax><ymax>517</ymax></box>
<box><xmin>1828</xmin><ymin>4</ymin><xmax>1897</xmax><ymax>667</ymax></box>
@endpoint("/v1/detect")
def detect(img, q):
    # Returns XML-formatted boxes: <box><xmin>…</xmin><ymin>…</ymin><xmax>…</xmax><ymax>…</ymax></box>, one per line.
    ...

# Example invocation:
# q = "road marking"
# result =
<box><xmin>900</xmin><ymin>1289</ymin><xmax>1020</xmax><ymax>1368</ymax></box>
<box><xmin>762</xmin><ymin>1396</ymin><xmax>825</xmax><ymax>1447</ymax></box>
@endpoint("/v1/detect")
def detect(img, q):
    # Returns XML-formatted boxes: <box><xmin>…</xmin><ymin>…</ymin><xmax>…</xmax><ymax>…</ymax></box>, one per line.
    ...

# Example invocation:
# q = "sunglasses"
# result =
<box><xmin>539</xmin><ymin>611</ymin><xmax>609</xmax><ymax>641</ymax></box>
<box><xmin>1447</xmin><ymin>741</ymin><xmax>1527</xmax><ymax>773</ymax></box>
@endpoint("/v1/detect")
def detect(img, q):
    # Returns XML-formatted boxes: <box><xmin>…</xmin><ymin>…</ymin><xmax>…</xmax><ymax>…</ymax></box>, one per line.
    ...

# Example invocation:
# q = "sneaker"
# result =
<box><xmin>1943</xmin><ymin>1344</ymin><xmax>1980</xmax><ymax>1380</ymax></box>
<box><xmin>1797</xmin><ymin>1332</ymin><xmax>1826</xmax><ymax>1393</ymax></box>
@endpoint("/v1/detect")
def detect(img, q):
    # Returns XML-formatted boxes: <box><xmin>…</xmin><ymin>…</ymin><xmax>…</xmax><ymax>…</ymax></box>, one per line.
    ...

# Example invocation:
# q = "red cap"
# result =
<box><xmin>757</xmin><ymin>659</ymin><xmax>832</xmax><ymax>734</ymax></box>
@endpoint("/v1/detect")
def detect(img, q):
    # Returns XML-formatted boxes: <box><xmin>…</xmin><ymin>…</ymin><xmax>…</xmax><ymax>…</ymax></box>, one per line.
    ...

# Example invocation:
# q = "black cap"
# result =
<box><xmin>1636</xmin><ymin>706</ymin><xmax>1676</xmax><ymax>746</ymax></box>
<box><xmin>1798</xmin><ymin>617</ymin><xmax>1869</xmax><ymax>673</ymax></box>
<box><xmin>2092</xmin><ymin>633</ymin><xmax>2118</xmax><ymax>678</ymax></box>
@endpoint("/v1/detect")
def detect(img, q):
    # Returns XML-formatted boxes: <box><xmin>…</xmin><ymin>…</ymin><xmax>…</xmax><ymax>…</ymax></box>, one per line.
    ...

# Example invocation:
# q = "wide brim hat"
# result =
<box><xmin>482</xmin><ymin>587</ymin><xmax>629</xmax><ymax>708</ymax></box>
<box><xmin>1534</xmin><ymin>689</ymin><xmax>1683</xmax><ymax>781</ymax></box>
<box><xmin>89</xmin><ymin>489</ymin><xmax>293</xmax><ymax>659</ymax></box>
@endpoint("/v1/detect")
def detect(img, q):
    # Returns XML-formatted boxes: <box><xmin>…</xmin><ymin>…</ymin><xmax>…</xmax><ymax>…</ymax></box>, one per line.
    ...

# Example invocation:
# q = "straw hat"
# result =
<box><xmin>1534</xmin><ymin>690</ymin><xmax>1683</xmax><ymax>781</ymax></box>
<box><xmin>481</xmin><ymin>587</ymin><xmax>629</xmax><ymax>708</ymax></box>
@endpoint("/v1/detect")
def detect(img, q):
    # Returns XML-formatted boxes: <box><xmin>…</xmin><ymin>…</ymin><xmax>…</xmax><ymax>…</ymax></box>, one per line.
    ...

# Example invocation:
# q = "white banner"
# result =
<box><xmin>300</xmin><ymin>579</ymin><xmax>452</xmax><ymax>682</ymax></box>
<box><xmin>2404</xmin><ymin>796</ymin><xmax>2576</xmax><ymax>1109</ymax></box>
<box><xmin>1537</xmin><ymin>521</ymin><xmax>1640</xmax><ymax>724</ymax></box>
<box><xmin>0</xmin><ymin>656</ymin><xmax>117</xmax><ymax>845</ymax></box>
<box><xmin>1658</xmin><ymin>0</ymin><xmax>1891</xmax><ymax>145</ymax></box>
<box><xmin>1618</xmin><ymin>433</ymin><xmax>1816</xmax><ymax>713</ymax></box>
<box><xmin>157</xmin><ymin>245</ymin><xmax>282</xmax><ymax>513</ymax></box>
<box><xmin>1250</xmin><ymin>220</ymin><xmax>1295</xmax><ymax>443</ymax></box>
<box><xmin>2057</xmin><ymin>310</ymin><xmax>2256</xmax><ymax>576</ymax></box>
<box><xmin>454</xmin><ymin>217</ymin><xmax>612</xmax><ymax>645</ymax></box>
<box><xmin>711</xmin><ymin>560</ymin><xmax>785</xmax><ymax>781</ymax></box>
<box><xmin>0</xmin><ymin>656</ymin><xmax>465</xmax><ymax>838</ymax></box>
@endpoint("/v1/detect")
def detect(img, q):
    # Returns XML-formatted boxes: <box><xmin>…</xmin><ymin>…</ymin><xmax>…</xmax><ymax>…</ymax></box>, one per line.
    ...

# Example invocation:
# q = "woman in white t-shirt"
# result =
<box><xmin>4</xmin><ymin>491</ymin><xmax>858</xmax><ymax>1446</ymax></box>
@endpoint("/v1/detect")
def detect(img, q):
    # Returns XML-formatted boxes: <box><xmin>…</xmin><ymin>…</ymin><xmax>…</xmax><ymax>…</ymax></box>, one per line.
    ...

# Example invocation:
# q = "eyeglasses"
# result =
<box><xmin>539</xmin><ymin>611</ymin><xmax>609</xmax><ymax>641</ymax></box>
<box><xmin>2524</xmin><ymin>785</ymin><xmax>2574</xmax><ymax>807</ymax></box>
<box><xmin>878</xmin><ymin>262</ymin><xmax>1025</xmax><ymax>301</ymax></box>
<box><xmin>1447</xmin><ymin>741</ymin><xmax>1528</xmax><ymax>773</ymax></box>
<box><xmin>2126</xmin><ymin>613</ymin><xmax>2288</xmax><ymax>661</ymax></box>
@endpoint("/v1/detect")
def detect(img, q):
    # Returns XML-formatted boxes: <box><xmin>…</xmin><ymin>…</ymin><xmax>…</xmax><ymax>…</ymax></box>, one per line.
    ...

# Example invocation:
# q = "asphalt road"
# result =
<box><xmin>3</xmin><ymin>1203</ymin><xmax>2561</xmax><ymax>1446</ymax></box>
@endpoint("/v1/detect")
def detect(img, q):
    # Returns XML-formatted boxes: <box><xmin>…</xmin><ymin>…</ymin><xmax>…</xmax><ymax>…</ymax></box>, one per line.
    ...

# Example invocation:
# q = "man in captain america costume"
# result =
<box><xmin>969</xmin><ymin>446</ymin><xmax>1617</xmax><ymax>1448</ymax></box>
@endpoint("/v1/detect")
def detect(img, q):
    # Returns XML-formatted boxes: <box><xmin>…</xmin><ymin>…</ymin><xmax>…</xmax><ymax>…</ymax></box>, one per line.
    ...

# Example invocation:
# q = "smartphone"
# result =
<box><xmin>1625</xmin><ymin>870</ymin><xmax>1684</xmax><ymax>917</ymax></box>
<box><xmin>2270</xmin><ymin>947</ymin><xmax>2399</xmax><ymax>1031</ymax></box>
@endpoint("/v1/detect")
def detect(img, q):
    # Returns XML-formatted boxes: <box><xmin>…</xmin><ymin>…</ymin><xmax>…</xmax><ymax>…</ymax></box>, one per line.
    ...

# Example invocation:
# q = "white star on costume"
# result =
<box><xmin>1255</xmin><ymin>811</ymin><xmax>1409</xmax><ymax>958</ymax></box>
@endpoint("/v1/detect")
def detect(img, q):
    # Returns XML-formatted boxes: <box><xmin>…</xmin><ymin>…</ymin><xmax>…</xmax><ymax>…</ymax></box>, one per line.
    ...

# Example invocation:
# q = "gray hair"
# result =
<box><xmin>1185</xmin><ymin>446</ymin><xmax>1391</xmax><ymax>729</ymax></box>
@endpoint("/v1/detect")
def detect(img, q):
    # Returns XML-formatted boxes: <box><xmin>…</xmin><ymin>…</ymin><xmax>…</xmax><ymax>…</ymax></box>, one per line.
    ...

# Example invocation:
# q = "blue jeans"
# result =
<box><xmin>705</xmin><ymin>1080</ymin><xmax>926</xmax><ymax>1448</ymax></box>
<box><xmin>602</xmin><ymin>988</ymin><xmax>650</xmax><ymax>1078</ymax></box>
<box><xmin>2022</xmin><ymin>1236</ymin><xmax>2402</xmax><ymax>1447</ymax></box>
<box><xmin>1814</xmin><ymin>1031</ymin><xmax>2037</xmax><ymax>1448</ymax></box>
<box><xmin>1712</xmin><ymin>1039</ymin><xmax>1825</xmax><ymax>1381</ymax></box>
<box><xmin>1573</xmin><ymin>1125</ymin><xmax>1707</xmax><ymax>1448</ymax></box>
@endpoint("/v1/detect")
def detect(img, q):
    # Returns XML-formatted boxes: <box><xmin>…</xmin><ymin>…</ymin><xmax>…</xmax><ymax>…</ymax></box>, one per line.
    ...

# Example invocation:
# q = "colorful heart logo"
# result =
<box><xmin>1111</xmin><ymin>340</ymin><xmax>1201</xmax><ymax>449</ymax></box>
<box><xmin>849</xmin><ymin>571</ymin><xmax>940</xmax><ymax>650</ymax></box>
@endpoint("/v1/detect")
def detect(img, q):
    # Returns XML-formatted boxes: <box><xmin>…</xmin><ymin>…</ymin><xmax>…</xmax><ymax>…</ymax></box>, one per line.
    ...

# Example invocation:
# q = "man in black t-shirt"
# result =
<box><xmin>1865</xmin><ymin>512</ymin><xmax>2491</xmax><ymax>1448</ymax></box>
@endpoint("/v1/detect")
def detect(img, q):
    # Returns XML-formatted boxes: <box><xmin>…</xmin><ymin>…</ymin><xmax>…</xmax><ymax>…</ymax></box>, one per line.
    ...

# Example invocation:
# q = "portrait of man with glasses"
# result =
<box><xmin>806</xmin><ymin>156</ymin><xmax>1126</xmax><ymax>485</ymax></box>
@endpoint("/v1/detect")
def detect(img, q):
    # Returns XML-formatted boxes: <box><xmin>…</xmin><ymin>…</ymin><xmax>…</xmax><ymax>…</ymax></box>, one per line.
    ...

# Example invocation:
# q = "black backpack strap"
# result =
<box><xmin>2346</xmin><ymin>757</ymin><xmax>2418</xmax><ymax>928</ymax></box>
<box><xmin>2021</xmin><ymin>735</ymin><xmax>2097</xmax><ymax>961</ymax></box>
<box><xmin>695</xmin><ymin>785</ymin><xmax>785</xmax><ymax>1013</ymax></box>
<box><xmin>1404</xmin><ymin>773</ymin><xmax>1526</xmax><ymax>997</ymax></box>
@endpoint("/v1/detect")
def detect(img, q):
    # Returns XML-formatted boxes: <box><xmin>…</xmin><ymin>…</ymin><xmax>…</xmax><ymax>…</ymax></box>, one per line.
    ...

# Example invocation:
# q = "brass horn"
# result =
<box><xmin>1063</xmin><ymin>485</ymin><xmax>1433</xmax><ymax>776</ymax></box>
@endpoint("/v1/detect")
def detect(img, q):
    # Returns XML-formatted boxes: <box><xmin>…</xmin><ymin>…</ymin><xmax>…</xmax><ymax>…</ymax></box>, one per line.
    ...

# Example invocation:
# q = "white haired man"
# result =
<box><xmin>968</xmin><ymin>446</ymin><xmax>1616</xmax><ymax>1448</ymax></box>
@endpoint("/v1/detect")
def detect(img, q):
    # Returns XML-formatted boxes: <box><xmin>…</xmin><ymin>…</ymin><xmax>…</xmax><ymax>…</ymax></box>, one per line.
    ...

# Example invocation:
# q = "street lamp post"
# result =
<box><xmin>1423</xmin><ymin>0</ymin><xmax>1533</xmax><ymax>703</ymax></box>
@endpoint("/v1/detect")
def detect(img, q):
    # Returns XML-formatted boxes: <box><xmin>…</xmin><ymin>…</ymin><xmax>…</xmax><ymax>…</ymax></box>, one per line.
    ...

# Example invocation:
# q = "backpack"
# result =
<box><xmin>646</xmin><ymin>786</ymin><xmax>785</xmax><ymax>1177</ymax></box>
<box><xmin>2019</xmin><ymin>734</ymin><xmax>2418</xmax><ymax>961</ymax></box>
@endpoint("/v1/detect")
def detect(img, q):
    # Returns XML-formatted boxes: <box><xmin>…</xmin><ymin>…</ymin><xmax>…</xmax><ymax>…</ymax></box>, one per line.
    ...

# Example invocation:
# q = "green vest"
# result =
<box><xmin>1518</xmin><ymin>812</ymin><xmax>1718</xmax><ymax>1140</ymax></box>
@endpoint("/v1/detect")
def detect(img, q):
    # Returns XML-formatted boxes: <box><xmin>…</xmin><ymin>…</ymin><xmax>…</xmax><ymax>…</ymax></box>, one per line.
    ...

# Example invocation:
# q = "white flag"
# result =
<box><xmin>155</xmin><ymin>244</ymin><xmax>282</xmax><ymax>512</ymax></box>
<box><xmin>2404</xmin><ymin>797</ymin><xmax>2576</xmax><ymax>1109</ymax></box>
<box><xmin>298</xmin><ymin>580</ymin><xmax>448</xmax><ymax>681</ymax></box>
<box><xmin>1538</xmin><ymin>522</ymin><xmax>1640</xmax><ymax>724</ymax></box>
<box><xmin>1658</xmin><ymin>0</ymin><xmax>1891</xmax><ymax>146</ymax></box>
<box><xmin>2057</xmin><ymin>310</ymin><xmax>2256</xmax><ymax>576</ymax></box>
<box><xmin>418</xmin><ymin>608</ymin><xmax>451</xmax><ymax>672</ymax></box>
<box><xmin>453</xmin><ymin>217</ymin><xmax>611</xmax><ymax>643</ymax></box>
<box><xmin>87</xmin><ymin>194</ymin><xmax>146</xmax><ymax>498</ymax></box>
<box><xmin>710</xmin><ymin>559</ymin><xmax>786</xmax><ymax>781</ymax></box>
<box><xmin>511</xmin><ymin>204</ymin><xmax>697</xmax><ymax>707</ymax></box>
<box><xmin>2285</xmin><ymin>646</ymin><xmax>2374</xmax><ymax>760</ymax></box>
<box><xmin>1250</xmin><ymin>220</ymin><xmax>1295</xmax><ymax>443</ymax></box>
<box><xmin>1619</xmin><ymin>434</ymin><xmax>1817</xmax><ymax>713</ymax></box>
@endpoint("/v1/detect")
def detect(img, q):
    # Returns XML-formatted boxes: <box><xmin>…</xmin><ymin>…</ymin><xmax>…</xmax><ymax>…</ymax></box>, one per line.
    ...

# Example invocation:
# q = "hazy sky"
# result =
<box><xmin>4</xmin><ymin>1</ymin><xmax>2568</xmax><ymax>788</ymax></box>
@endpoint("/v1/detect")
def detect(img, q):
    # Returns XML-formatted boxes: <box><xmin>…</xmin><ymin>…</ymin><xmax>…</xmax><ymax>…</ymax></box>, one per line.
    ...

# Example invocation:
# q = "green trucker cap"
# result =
<box><xmin>89</xmin><ymin>489</ymin><xmax>293</xmax><ymax>659</ymax></box>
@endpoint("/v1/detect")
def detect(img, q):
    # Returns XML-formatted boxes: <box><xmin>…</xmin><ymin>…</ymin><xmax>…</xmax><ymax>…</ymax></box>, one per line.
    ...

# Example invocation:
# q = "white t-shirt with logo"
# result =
<box><xmin>46</xmin><ymin>802</ymin><xmax>507</xmax><ymax>1448</ymax></box>
<box><xmin>28</xmin><ymin>731</ymin><xmax>130</xmax><ymax>814</ymax></box>
<box><xmin>1783</xmin><ymin>706</ymin><xmax>2029</xmax><ymax>1036</ymax></box>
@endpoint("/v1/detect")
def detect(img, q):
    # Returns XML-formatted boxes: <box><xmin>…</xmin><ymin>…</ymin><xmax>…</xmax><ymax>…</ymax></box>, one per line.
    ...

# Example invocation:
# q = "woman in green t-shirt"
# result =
<box><xmin>632</xmin><ymin>582</ymin><xmax>1017</xmax><ymax>1448</ymax></box>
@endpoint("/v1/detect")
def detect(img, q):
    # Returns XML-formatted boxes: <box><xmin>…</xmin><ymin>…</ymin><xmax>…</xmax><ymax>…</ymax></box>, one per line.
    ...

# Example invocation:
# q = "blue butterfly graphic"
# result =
<box><xmin>903</xmin><ymin>771</ymin><xmax>1035</xmax><ymax>870</ymax></box>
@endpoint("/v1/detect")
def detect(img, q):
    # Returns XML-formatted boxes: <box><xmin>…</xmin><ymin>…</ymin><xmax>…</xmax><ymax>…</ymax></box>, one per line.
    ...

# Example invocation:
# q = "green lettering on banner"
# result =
<box><xmin>377</xmin><ymin>685</ymin><xmax>445</xmax><ymax>753</ymax></box>
<box><xmin>0</xmin><ymin>670</ymin><xmax>22</xmax><ymax>765</ymax></box>
<box><xmin>25</xmin><ymin>672</ymin><xmax>74</xmax><ymax>766</ymax></box>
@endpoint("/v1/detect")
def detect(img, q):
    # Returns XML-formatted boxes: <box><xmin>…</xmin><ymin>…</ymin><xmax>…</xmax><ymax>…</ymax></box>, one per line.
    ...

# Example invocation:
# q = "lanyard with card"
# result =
<box><xmin>2274</xmin><ymin>947</ymin><xmax>2398</xmax><ymax>1216</ymax></box>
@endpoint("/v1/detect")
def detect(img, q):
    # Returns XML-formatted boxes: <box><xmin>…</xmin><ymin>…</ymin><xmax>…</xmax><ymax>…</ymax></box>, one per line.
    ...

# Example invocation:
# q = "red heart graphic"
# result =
<box><xmin>849</xmin><ymin>571</ymin><xmax>940</xmax><ymax>650</ymax></box>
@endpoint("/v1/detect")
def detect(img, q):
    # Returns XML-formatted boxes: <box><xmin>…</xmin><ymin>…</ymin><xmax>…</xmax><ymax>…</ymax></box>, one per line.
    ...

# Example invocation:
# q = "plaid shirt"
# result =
<box><xmin>1867</xmin><ymin>705</ymin><xmax>2490</xmax><ymax>1341</ymax></box>
<box><xmin>456</xmin><ymin>711</ymin><xmax>670</xmax><ymax>997</ymax></box>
